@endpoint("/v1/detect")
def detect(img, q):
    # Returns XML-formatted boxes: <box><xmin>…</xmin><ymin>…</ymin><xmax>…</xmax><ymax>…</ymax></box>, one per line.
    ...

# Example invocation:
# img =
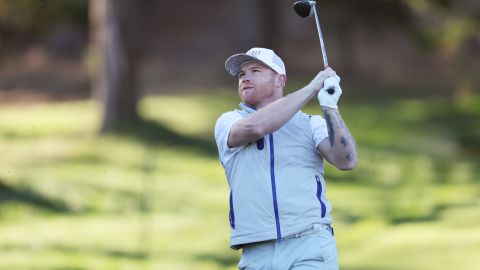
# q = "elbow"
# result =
<box><xmin>228</xmin><ymin>122</ymin><xmax>266</xmax><ymax>148</ymax></box>
<box><xmin>338</xmin><ymin>163</ymin><xmax>356</xmax><ymax>171</ymax></box>
<box><xmin>336</xmin><ymin>158</ymin><xmax>358</xmax><ymax>171</ymax></box>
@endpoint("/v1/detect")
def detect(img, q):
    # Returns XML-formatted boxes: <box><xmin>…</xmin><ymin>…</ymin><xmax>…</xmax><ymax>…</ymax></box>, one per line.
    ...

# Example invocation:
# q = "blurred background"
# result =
<box><xmin>0</xmin><ymin>0</ymin><xmax>479</xmax><ymax>269</ymax></box>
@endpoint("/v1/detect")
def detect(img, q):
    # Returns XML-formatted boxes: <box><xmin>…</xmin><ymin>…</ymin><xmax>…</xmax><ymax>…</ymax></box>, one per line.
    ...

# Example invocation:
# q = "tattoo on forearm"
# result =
<box><xmin>323</xmin><ymin>108</ymin><xmax>358</xmax><ymax>163</ymax></box>
<box><xmin>324</xmin><ymin>111</ymin><xmax>335</xmax><ymax>146</ymax></box>
<box><xmin>340</xmin><ymin>137</ymin><xmax>347</xmax><ymax>147</ymax></box>
<box><xmin>334</xmin><ymin>111</ymin><xmax>345</xmax><ymax>129</ymax></box>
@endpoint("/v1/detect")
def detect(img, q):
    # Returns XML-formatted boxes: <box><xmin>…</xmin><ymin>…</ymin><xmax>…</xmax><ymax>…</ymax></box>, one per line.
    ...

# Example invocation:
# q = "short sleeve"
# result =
<box><xmin>214</xmin><ymin>111</ymin><xmax>245</xmax><ymax>166</ymax></box>
<box><xmin>309</xmin><ymin>115</ymin><xmax>328</xmax><ymax>147</ymax></box>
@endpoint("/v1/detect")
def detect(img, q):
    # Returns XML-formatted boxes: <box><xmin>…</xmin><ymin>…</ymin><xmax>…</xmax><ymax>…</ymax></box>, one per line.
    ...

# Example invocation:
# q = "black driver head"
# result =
<box><xmin>293</xmin><ymin>1</ymin><xmax>315</xmax><ymax>18</ymax></box>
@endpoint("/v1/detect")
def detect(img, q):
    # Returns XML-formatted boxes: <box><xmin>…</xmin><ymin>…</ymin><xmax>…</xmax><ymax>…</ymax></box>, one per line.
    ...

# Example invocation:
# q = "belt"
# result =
<box><xmin>283</xmin><ymin>223</ymin><xmax>334</xmax><ymax>240</ymax></box>
<box><xmin>241</xmin><ymin>223</ymin><xmax>334</xmax><ymax>249</ymax></box>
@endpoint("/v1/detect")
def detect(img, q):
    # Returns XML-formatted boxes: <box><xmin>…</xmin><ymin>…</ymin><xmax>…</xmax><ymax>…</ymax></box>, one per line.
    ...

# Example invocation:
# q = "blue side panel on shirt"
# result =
<box><xmin>315</xmin><ymin>175</ymin><xmax>327</xmax><ymax>218</ymax></box>
<box><xmin>229</xmin><ymin>190</ymin><xmax>235</xmax><ymax>229</ymax></box>
<box><xmin>269</xmin><ymin>134</ymin><xmax>282</xmax><ymax>241</ymax></box>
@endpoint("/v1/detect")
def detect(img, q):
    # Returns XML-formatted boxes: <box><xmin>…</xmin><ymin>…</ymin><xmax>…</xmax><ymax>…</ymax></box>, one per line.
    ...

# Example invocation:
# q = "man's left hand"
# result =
<box><xmin>318</xmin><ymin>75</ymin><xmax>342</xmax><ymax>109</ymax></box>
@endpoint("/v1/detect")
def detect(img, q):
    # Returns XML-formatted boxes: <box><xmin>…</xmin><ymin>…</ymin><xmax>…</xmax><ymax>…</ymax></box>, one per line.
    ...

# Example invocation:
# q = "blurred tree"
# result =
<box><xmin>0</xmin><ymin>0</ymin><xmax>88</xmax><ymax>54</ymax></box>
<box><xmin>90</xmin><ymin>0</ymin><xmax>150</xmax><ymax>132</ymax></box>
<box><xmin>0</xmin><ymin>0</ymin><xmax>477</xmax><ymax>105</ymax></box>
<box><xmin>261</xmin><ymin>0</ymin><xmax>280</xmax><ymax>48</ymax></box>
<box><xmin>400</xmin><ymin>0</ymin><xmax>480</xmax><ymax>97</ymax></box>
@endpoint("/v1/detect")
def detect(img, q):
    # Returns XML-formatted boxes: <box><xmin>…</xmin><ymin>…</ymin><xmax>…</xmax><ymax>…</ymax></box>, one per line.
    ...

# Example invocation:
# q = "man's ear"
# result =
<box><xmin>276</xmin><ymin>74</ymin><xmax>286</xmax><ymax>88</ymax></box>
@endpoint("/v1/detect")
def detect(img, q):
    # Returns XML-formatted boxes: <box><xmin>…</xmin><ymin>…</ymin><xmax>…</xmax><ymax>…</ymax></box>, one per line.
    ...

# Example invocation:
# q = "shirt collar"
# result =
<box><xmin>239</xmin><ymin>102</ymin><xmax>257</xmax><ymax>113</ymax></box>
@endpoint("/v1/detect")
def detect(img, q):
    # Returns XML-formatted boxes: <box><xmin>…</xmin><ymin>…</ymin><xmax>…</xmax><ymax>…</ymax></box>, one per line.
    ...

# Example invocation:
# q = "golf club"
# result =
<box><xmin>293</xmin><ymin>0</ymin><xmax>335</xmax><ymax>94</ymax></box>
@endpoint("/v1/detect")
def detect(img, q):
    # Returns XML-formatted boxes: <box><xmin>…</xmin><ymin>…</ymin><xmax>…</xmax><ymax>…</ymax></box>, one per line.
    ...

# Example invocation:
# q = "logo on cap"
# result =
<box><xmin>249</xmin><ymin>50</ymin><xmax>261</xmax><ymax>57</ymax></box>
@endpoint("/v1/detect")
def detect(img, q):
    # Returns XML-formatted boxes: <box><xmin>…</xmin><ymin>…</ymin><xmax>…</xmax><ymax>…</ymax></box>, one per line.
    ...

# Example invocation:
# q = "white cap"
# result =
<box><xmin>225</xmin><ymin>47</ymin><xmax>286</xmax><ymax>76</ymax></box>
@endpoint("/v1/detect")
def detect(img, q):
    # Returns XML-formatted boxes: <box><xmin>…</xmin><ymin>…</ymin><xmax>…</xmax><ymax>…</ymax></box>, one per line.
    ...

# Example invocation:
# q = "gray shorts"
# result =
<box><xmin>238</xmin><ymin>223</ymin><xmax>338</xmax><ymax>270</ymax></box>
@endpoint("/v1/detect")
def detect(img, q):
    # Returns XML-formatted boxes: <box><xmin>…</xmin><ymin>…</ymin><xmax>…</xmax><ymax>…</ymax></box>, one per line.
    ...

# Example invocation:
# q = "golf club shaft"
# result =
<box><xmin>311</xmin><ymin>4</ymin><xmax>329</xmax><ymax>68</ymax></box>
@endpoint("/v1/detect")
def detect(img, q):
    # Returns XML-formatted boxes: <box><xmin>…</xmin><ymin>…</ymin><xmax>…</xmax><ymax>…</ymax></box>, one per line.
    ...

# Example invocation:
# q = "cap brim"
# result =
<box><xmin>225</xmin><ymin>54</ymin><xmax>269</xmax><ymax>77</ymax></box>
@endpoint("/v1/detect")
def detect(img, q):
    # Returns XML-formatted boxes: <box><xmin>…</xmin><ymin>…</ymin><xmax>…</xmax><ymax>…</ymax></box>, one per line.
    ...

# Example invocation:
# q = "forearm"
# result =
<box><xmin>250</xmin><ymin>86</ymin><xmax>316</xmax><ymax>135</ymax></box>
<box><xmin>228</xmin><ymin>85</ymin><xmax>316</xmax><ymax>148</ymax></box>
<box><xmin>322</xmin><ymin>107</ymin><xmax>358</xmax><ymax>169</ymax></box>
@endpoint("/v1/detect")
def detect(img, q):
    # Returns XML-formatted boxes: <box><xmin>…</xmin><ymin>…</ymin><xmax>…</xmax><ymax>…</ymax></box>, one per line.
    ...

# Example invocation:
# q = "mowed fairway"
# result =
<box><xmin>0</xmin><ymin>92</ymin><xmax>479</xmax><ymax>270</ymax></box>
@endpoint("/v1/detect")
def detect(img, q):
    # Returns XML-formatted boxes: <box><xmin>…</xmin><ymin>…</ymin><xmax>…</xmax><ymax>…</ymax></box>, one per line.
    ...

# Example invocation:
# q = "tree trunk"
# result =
<box><xmin>260</xmin><ymin>0</ymin><xmax>280</xmax><ymax>48</ymax></box>
<box><xmin>90</xmin><ymin>0</ymin><xmax>140</xmax><ymax>133</ymax></box>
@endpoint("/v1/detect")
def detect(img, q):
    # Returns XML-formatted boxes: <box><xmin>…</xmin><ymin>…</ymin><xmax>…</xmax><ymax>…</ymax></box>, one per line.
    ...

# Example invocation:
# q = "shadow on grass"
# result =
<box><xmin>0</xmin><ymin>180</ymin><xmax>70</xmax><ymax>212</ymax></box>
<box><xmin>0</xmin><ymin>243</ymin><xmax>149</xmax><ymax>261</ymax></box>
<box><xmin>387</xmin><ymin>200</ymin><xmax>479</xmax><ymax>225</ymax></box>
<box><xmin>105</xmin><ymin>119</ymin><xmax>217</xmax><ymax>157</ymax></box>
<box><xmin>387</xmin><ymin>211</ymin><xmax>441</xmax><ymax>224</ymax></box>
<box><xmin>195</xmin><ymin>252</ymin><xmax>239</xmax><ymax>268</ymax></box>
<box><xmin>50</xmin><ymin>244</ymin><xmax>149</xmax><ymax>260</ymax></box>
<box><xmin>341</xmin><ymin>267</ymin><xmax>401</xmax><ymax>270</ymax></box>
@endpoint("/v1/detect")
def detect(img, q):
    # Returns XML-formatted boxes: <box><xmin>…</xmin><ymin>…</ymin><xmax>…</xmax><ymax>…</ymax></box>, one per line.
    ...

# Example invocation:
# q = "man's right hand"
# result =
<box><xmin>307</xmin><ymin>68</ymin><xmax>337</xmax><ymax>93</ymax></box>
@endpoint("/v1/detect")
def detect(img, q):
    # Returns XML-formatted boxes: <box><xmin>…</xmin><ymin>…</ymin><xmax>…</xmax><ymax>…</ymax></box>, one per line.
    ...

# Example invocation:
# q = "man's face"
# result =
<box><xmin>237</xmin><ymin>62</ymin><xmax>278</xmax><ymax>108</ymax></box>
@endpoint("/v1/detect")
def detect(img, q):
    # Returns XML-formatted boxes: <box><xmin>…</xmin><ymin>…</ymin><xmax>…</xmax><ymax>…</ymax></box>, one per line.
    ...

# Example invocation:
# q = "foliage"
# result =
<box><xmin>0</xmin><ymin>0</ymin><xmax>88</xmax><ymax>52</ymax></box>
<box><xmin>0</xmin><ymin>93</ymin><xmax>479</xmax><ymax>269</ymax></box>
<box><xmin>402</xmin><ymin>0</ymin><xmax>480</xmax><ymax>54</ymax></box>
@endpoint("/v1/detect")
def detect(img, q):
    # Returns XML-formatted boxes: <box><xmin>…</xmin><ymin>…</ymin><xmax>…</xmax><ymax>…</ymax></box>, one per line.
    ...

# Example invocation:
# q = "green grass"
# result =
<box><xmin>0</xmin><ymin>92</ymin><xmax>479</xmax><ymax>269</ymax></box>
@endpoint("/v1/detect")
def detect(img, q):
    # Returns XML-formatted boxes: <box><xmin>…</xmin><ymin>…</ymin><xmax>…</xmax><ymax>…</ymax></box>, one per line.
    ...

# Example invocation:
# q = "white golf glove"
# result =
<box><xmin>318</xmin><ymin>75</ymin><xmax>342</xmax><ymax>109</ymax></box>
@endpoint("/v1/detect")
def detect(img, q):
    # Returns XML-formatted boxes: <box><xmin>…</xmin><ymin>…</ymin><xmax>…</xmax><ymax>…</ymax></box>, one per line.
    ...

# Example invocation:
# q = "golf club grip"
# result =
<box><xmin>324</xmin><ymin>64</ymin><xmax>335</xmax><ymax>95</ymax></box>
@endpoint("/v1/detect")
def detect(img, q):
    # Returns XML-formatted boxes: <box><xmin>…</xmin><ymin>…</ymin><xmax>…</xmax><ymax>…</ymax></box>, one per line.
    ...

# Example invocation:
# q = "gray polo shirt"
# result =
<box><xmin>215</xmin><ymin>102</ymin><xmax>332</xmax><ymax>249</ymax></box>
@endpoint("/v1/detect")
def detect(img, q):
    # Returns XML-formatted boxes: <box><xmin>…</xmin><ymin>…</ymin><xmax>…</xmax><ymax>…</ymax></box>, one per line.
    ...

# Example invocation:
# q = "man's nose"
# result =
<box><xmin>241</xmin><ymin>74</ymin><xmax>251</xmax><ymax>83</ymax></box>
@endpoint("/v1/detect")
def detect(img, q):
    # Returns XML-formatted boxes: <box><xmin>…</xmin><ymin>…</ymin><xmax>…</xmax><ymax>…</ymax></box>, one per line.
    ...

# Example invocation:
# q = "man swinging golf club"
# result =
<box><xmin>214</xmin><ymin>2</ymin><xmax>358</xmax><ymax>270</ymax></box>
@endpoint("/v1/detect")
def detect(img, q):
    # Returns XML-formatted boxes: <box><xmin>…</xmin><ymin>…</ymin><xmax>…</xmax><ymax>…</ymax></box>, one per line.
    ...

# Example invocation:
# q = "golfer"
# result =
<box><xmin>214</xmin><ymin>47</ymin><xmax>358</xmax><ymax>270</ymax></box>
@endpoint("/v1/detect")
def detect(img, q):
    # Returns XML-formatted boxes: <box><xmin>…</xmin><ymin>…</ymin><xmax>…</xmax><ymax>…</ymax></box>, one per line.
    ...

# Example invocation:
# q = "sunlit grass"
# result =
<box><xmin>0</xmin><ymin>101</ymin><xmax>99</xmax><ymax>138</ymax></box>
<box><xmin>0</xmin><ymin>93</ymin><xmax>478</xmax><ymax>269</ymax></box>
